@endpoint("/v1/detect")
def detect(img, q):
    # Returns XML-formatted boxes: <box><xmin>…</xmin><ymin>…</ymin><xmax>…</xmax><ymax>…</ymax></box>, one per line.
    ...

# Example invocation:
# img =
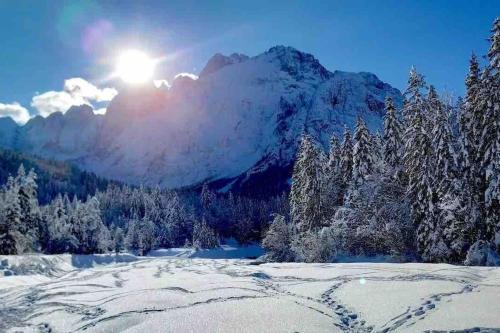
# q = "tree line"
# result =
<box><xmin>0</xmin><ymin>165</ymin><xmax>286</xmax><ymax>255</ymax></box>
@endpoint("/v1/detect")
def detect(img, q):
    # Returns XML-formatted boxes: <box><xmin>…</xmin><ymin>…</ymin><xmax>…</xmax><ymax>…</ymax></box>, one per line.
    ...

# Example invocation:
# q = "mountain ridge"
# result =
<box><xmin>0</xmin><ymin>46</ymin><xmax>402</xmax><ymax>195</ymax></box>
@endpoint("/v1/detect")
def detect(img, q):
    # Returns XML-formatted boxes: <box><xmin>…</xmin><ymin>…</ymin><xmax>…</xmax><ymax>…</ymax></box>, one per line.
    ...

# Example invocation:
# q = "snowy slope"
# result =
<box><xmin>1</xmin><ymin>46</ymin><xmax>401</xmax><ymax>193</ymax></box>
<box><xmin>1</xmin><ymin>254</ymin><xmax>499</xmax><ymax>332</ymax></box>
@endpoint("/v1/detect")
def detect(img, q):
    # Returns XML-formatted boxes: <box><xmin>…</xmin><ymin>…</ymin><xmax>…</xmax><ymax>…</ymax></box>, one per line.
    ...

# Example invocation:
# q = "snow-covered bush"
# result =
<box><xmin>292</xmin><ymin>229</ymin><xmax>335</xmax><ymax>263</ymax></box>
<box><xmin>262</xmin><ymin>214</ymin><xmax>294</xmax><ymax>262</ymax></box>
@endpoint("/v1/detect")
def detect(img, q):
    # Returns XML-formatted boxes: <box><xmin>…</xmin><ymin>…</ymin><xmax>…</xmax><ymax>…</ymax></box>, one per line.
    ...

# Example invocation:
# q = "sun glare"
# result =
<box><xmin>116</xmin><ymin>49</ymin><xmax>155</xmax><ymax>84</ymax></box>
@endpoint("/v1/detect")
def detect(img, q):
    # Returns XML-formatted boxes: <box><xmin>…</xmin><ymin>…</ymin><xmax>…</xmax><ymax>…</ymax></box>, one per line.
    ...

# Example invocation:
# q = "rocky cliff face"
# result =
<box><xmin>0</xmin><ymin>46</ymin><xmax>401</xmax><ymax>195</ymax></box>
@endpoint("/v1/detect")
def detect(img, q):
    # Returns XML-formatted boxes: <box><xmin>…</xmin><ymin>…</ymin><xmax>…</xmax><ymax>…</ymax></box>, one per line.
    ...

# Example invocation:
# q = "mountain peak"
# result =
<box><xmin>0</xmin><ymin>116</ymin><xmax>18</xmax><ymax>128</ymax></box>
<box><xmin>199</xmin><ymin>52</ymin><xmax>249</xmax><ymax>77</ymax></box>
<box><xmin>266</xmin><ymin>45</ymin><xmax>299</xmax><ymax>54</ymax></box>
<box><xmin>264</xmin><ymin>45</ymin><xmax>331</xmax><ymax>81</ymax></box>
<box><xmin>65</xmin><ymin>104</ymin><xmax>94</xmax><ymax>118</ymax></box>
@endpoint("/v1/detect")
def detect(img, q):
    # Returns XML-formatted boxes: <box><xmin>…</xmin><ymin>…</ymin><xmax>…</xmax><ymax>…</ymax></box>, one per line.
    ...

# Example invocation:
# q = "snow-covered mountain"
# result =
<box><xmin>0</xmin><ymin>46</ymin><xmax>401</xmax><ymax>195</ymax></box>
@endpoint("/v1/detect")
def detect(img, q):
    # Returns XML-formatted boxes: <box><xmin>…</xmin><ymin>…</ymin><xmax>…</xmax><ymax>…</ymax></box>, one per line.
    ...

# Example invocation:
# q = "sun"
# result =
<box><xmin>116</xmin><ymin>49</ymin><xmax>155</xmax><ymax>84</ymax></box>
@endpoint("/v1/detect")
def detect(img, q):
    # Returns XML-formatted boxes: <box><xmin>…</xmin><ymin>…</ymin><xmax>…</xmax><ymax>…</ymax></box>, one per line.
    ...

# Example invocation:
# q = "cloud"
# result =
<box><xmin>31</xmin><ymin>78</ymin><xmax>117</xmax><ymax>117</ymax></box>
<box><xmin>31</xmin><ymin>91</ymin><xmax>86</xmax><ymax>117</ymax></box>
<box><xmin>154</xmin><ymin>79</ymin><xmax>171</xmax><ymax>89</ymax></box>
<box><xmin>174</xmin><ymin>72</ymin><xmax>199</xmax><ymax>80</ymax></box>
<box><xmin>0</xmin><ymin>102</ymin><xmax>31</xmax><ymax>124</ymax></box>
<box><xmin>93</xmin><ymin>108</ymin><xmax>107</xmax><ymax>115</ymax></box>
<box><xmin>63</xmin><ymin>78</ymin><xmax>117</xmax><ymax>102</ymax></box>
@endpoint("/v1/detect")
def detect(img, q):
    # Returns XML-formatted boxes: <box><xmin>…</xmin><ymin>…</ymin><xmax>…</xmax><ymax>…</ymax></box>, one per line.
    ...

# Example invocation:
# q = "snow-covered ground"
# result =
<box><xmin>1</xmin><ymin>252</ymin><xmax>500</xmax><ymax>333</ymax></box>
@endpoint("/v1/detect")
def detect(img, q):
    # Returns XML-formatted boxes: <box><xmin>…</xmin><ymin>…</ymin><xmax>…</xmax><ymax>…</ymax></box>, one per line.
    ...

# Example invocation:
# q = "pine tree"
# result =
<box><xmin>459</xmin><ymin>54</ymin><xmax>481</xmax><ymax>180</ymax></box>
<box><xmin>201</xmin><ymin>183</ymin><xmax>216</xmax><ymax>211</ymax></box>
<box><xmin>488</xmin><ymin>18</ymin><xmax>500</xmax><ymax>71</ymax></box>
<box><xmin>457</xmin><ymin>54</ymin><xmax>486</xmax><ymax>255</ymax></box>
<box><xmin>408</xmin><ymin>114</ymin><xmax>437</xmax><ymax>261</ymax></box>
<box><xmin>351</xmin><ymin>117</ymin><xmax>375</xmax><ymax>186</ymax></box>
<box><xmin>43</xmin><ymin>194</ymin><xmax>78</xmax><ymax>253</ymax></box>
<box><xmin>432</xmin><ymin>98</ymin><xmax>458</xmax><ymax>197</ymax></box>
<box><xmin>290</xmin><ymin>134</ymin><xmax>327</xmax><ymax>233</ymax></box>
<box><xmin>17</xmin><ymin>166</ymin><xmax>42</xmax><ymax>250</ymax></box>
<box><xmin>155</xmin><ymin>192</ymin><xmax>188</xmax><ymax>247</ymax></box>
<box><xmin>327</xmin><ymin>135</ymin><xmax>341</xmax><ymax>175</ymax></box>
<box><xmin>440</xmin><ymin>181</ymin><xmax>474</xmax><ymax>263</ymax></box>
<box><xmin>112</xmin><ymin>227</ymin><xmax>125</xmax><ymax>253</ymax></box>
<box><xmin>324</xmin><ymin>134</ymin><xmax>344</xmax><ymax>211</ymax></box>
<box><xmin>126</xmin><ymin>216</ymin><xmax>156</xmax><ymax>256</ymax></box>
<box><xmin>0</xmin><ymin>178</ymin><xmax>24</xmax><ymax>254</ymax></box>
<box><xmin>339</xmin><ymin>126</ymin><xmax>353</xmax><ymax>185</ymax></box>
<box><xmin>402</xmin><ymin>67</ymin><xmax>427</xmax><ymax>125</ymax></box>
<box><xmin>71</xmin><ymin>196</ymin><xmax>110</xmax><ymax>254</ymax></box>
<box><xmin>192</xmin><ymin>219</ymin><xmax>220</xmax><ymax>249</ymax></box>
<box><xmin>426</xmin><ymin>85</ymin><xmax>441</xmax><ymax>129</ymax></box>
<box><xmin>402</xmin><ymin>68</ymin><xmax>436</xmax><ymax>261</ymax></box>
<box><xmin>482</xmin><ymin>19</ymin><xmax>500</xmax><ymax>241</ymax></box>
<box><xmin>383</xmin><ymin>97</ymin><xmax>403</xmax><ymax>170</ymax></box>
<box><xmin>430</xmin><ymin>95</ymin><xmax>469</xmax><ymax>262</ymax></box>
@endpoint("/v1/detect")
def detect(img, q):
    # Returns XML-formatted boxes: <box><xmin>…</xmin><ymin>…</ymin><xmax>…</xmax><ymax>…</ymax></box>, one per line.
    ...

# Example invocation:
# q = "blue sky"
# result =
<box><xmin>0</xmin><ymin>0</ymin><xmax>498</xmax><ymax>121</ymax></box>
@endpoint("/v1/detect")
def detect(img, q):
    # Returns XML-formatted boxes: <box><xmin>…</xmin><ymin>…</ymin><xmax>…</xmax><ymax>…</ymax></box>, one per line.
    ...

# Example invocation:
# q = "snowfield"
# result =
<box><xmin>1</xmin><ymin>253</ymin><xmax>500</xmax><ymax>333</ymax></box>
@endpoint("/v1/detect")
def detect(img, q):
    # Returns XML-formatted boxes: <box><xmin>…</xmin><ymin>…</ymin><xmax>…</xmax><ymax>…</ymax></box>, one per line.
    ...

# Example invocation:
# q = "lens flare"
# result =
<box><xmin>116</xmin><ymin>50</ymin><xmax>155</xmax><ymax>84</ymax></box>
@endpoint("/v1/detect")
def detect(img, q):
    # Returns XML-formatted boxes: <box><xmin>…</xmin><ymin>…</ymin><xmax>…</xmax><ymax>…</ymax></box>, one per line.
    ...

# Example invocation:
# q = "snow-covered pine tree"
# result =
<box><xmin>324</xmin><ymin>134</ymin><xmax>343</xmax><ymax>212</ymax></box>
<box><xmin>425</xmin><ymin>85</ymin><xmax>441</xmax><ymax>130</ymax></box>
<box><xmin>488</xmin><ymin>18</ymin><xmax>500</xmax><ymax>70</ymax></box>
<box><xmin>201</xmin><ymin>183</ymin><xmax>216</xmax><ymax>212</ymax></box>
<box><xmin>112</xmin><ymin>227</ymin><xmax>125</xmax><ymax>253</ymax></box>
<box><xmin>346</xmin><ymin>118</ymin><xmax>380</xmax><ymax>209</ymax></box>
<box><xmin>430</xmin><ymin>93</ymin><xmax>473</xmax><ymax>263</ymax></box>
<box><xmin>351</xmin><ymin>117</ymin><xmax>375</xmax><ymax>186</ymax></box>
<box><xmin>459</xmin><ymin>54</ymin><xmax>481</xmax><ymax>181</ymax></box>
<box><xmin>192</xmin><ymin>219</ymin><xmax>220</xmax><ymax>249</ymax></box>
<box><xmin>402</xmin><ymin>67</ymin><xmax>427</xmax><ymax>125</ymax></box>
<box><xmin>124</xmin><ymin>216</ymin><xmax>139</xmax><ymax>253</ymax></box>
<box><xmin>339</xmin><ymin>126</ymin><xmax>353</xmax><ymax>185</ymax></box>
<box><xmin>440</xmin><ymin>180</ymin><xmax>475</xmax><ymax>263</ymax></box>
<box><xmin>290</xmin><ymin>134</ymin><xmax>327</xmax><ymax>233</ymax></box>
<box><xmin>43</xmin><ymin>194</ymin><xmax>78</xmax><ymax>253</ymax></box>
<box><xmin>16</xmin><ymin>166</ymin><xmax>42</xmax><ymax>250</ymax></box>
<box><xmin>383</xmin><ymin>97</ymin><xmax>403</xmax><ymax>170</ymax></box>
<box><xmin>456</xmin><ymin>54</ymin><xmax>487</xmax><ymax>257</ymax></box>
<box><xmin>327</xmin><ymin>135</ymin><xmax>341</xmax><ymax>175</ymax></box>
<box><xmin>70</xmin><ymin>196</ymin><xmax>110</xmax><ymax>254</ymax></box>
<box><xmin>0</xmin><ymin>177</ymin><xmax>25</xmax><ymax>254</ymax></box>
<box><xmin>402</xmin><ymin>68</ymin><xmax>437</xmax><ymax>261</ymax></box>
<box><xmin>481</xmin><ymin>18</ymin><xmax>500</xmax><ymax>241</ymax></box>
<box><xmin>432</xmin><ymin>96</ymin><xmax>458</xmax><ymax>198</ymax></box>
<box><xmin>125</xmin><ymin>216</ymin><xmax>156</xmax><ymax>256</ymax></box>
<box><xmin>155</xmin><ymin>192</ymin><xmax>189</xmax><ymax>248</ymax></box>
<box><xmin>484</xmin><ymin>131</ymin><xmax>499</xmax><ymax>252</ymax></box>
<box><xmin>373</xmin><ymin>129</ymin><xmax>384</xmax><ymax>170</ymax></box>
<box><xmin>407</xmin><ymin>113</ymin><xmax>437</xmax><ymax>261</ymax></box>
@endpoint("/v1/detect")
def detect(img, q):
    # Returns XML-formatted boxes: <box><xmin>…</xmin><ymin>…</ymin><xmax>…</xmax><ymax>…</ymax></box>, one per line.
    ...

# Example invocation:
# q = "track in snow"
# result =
<box><xmin>1</xmin><ymin>256</ymin><xmax>500</xmax><ymax>333</ymax></box>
